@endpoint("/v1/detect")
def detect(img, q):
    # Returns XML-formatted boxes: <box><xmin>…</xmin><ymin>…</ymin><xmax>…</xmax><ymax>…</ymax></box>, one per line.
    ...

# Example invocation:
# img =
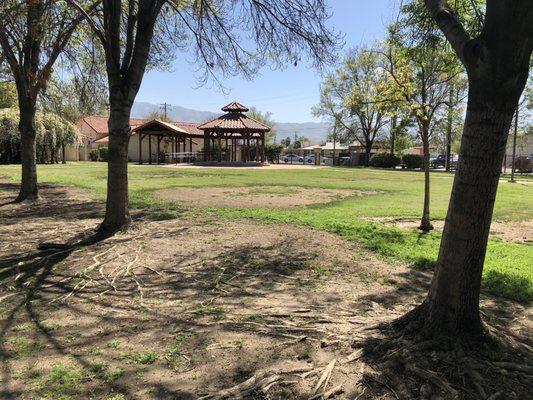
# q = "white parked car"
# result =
<box><xmin>283</xmin><ymin>154</ymin><xmax>304</xmax><ymax>163</ymax></box>
<box><xmin>305</xmin><ymin>154</ymin><xmax>326</xmax><ymax>164</ymax></box>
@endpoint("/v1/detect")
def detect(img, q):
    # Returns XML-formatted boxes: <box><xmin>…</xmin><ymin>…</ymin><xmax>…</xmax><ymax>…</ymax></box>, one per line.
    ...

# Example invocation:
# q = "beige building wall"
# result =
<box><xmin>63</xmin><ymin>144</ymin><xmax>80</xmax><ymax>162</ymax></box>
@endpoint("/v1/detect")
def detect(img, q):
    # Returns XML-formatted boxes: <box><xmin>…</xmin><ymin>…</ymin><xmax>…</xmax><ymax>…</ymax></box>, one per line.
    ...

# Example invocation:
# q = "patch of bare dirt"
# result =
<box><xmin>375</xmin><ymin>217</ymin><xmax>533</xmax><ymax>243</ymax></box>
<box><xmin>0</xmin><ymin>181</ymin><xmax>531</xmax><ymax>400</ymax></box>
<box><xmin>161</xmin><ymin>163</ymin><xmax>328</xmax><ymax>170</ymax></box>
<box><xmin>156</xmin><ymin>185</ymin><xmax>370</xmax><ymax>209</ymax></box>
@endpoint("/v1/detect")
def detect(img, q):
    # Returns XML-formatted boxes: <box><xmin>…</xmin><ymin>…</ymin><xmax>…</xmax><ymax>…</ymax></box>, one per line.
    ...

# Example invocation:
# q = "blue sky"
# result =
<box><xmin>136</xmin><ymin>1</ymin><xmax>396</xmax><ymax>123</ymax></box>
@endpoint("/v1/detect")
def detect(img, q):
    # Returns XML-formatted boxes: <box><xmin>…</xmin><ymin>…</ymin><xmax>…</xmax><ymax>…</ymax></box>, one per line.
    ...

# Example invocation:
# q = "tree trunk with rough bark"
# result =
<box><xmin>401</xmin><ymin>83</ymin><xmax>517</xmax><ymax>338</ymax></box>
<box><xmin>389</xmin><ymin>115</ymin><xmax>397</xmax><ymax>155</ymax></box>
<box><xmin>445</xmin><ymin>88</ymin><xmax>453</xmax><ymax>172</ymax></box>
<box><xmin>364</xmin><ymin>141</ymin><xmax>373</xmax><ymax>167</ymax></box>
<box><xmin>419</xmin><ymin>127</ymin><xmax>433</xmax><ymax>232</ymax></box>
<box><xmin>99</xmin><ymin>106</ymin><xmax>132</xmax><ymax>232</ymax></box>
<box><xmin>16</xmin><ymin>101</ymin><xmax>38</xmax><ymax>202</ymax></box>
<box><xmin>402</xmin><ymin>0</ymin><xmax>533</xmax><ymax>341</ymax></box>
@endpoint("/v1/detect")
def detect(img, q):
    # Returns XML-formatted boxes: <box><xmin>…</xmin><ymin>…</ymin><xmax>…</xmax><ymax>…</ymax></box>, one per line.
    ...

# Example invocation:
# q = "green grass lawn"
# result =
<box><xmin>1</xmin><ymin>162</ymin><xmax>531</xmax><ymax>302</ymax></box>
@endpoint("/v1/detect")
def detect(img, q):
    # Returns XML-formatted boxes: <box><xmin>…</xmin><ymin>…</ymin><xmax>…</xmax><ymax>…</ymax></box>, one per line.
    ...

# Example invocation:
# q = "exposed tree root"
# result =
<box><xmin>352</xmin><ymin>316</ymin><xmax>533</xmax><ymax>400</ymax></box>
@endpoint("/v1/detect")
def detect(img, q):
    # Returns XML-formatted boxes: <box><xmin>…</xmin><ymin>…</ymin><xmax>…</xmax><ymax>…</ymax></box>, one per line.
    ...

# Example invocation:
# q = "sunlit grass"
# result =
<box><xmin>0</xmin><ymin>162</ymin><xmax>531</xmax><ymax>301</ymax></box>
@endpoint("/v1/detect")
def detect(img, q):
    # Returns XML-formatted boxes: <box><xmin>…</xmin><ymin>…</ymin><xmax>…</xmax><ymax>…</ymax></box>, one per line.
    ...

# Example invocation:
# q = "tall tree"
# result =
<box><xmin>69</xmin><ymin>0</ymin><xmax>338</xmax><ymax>233</ymax></box>
<box><xmin>314</xmin><ymin>48</ymin><xmax>391</xmax><ymax>166</ymax></box>
<box><xmin>0</xmin><ymin>1</ymin><xmax>88</xmax><ymax>201</ymax></box>
<box><xmin>430</xmin><ymin>75</ymin><xmax>466</xmax><ymax>171</ymax></box>
<box><xmin>398</xmin><ymin>0</ymin><xmax>533</xmax><ymax>339</ymax></box>
<box><xmin>248</xmin><ymin>108</ymin><xmax>276</xmax><ymax>145</ymax></box>
<box><xmin>382</xmin><ymin>28</ymin><xmax>461</xmax><ymax>232</ymax></box>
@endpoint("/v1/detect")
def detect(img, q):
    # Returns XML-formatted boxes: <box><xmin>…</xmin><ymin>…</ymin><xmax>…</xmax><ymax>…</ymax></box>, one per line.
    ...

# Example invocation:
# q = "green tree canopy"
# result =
<box><xmin>0</xmin><ymin>81</ymin><xmax>17</xmax><ymax>109</ymax></box>
<box><xmin>0</xmin><ymin>108</ymin><xmax>81</xmax><ymax>164</ymax></box>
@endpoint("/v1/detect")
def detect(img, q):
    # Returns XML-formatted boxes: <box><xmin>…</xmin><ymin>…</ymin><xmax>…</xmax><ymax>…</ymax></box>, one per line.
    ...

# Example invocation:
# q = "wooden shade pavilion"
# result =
<box><xmin>133</xmin><ymin>119</ymin><xmax>203</xmax><ymax>164</ymax></box>
<box><xmin>197</xmin><ymin>102</ymin><xmax>271</xmax><ymax>163</ymax></box>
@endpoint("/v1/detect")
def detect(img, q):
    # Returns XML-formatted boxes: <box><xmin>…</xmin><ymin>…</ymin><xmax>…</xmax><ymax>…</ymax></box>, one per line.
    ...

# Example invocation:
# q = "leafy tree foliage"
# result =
<box><xmin>314</xmin><ymin>47</ymin><xmax>394</xmax><ymax>166</ymax></box>
<box><xmin>68</xmin><ymin>0</ymin><xmax>340</xmax><ymax>232</ymax></box>
<box><xmin>0</xmin><ymin>108</ymin><xmax>81</xmax><ymax>164</ymax></box>
<box><xmin>0</xmin><ymin>0</ymin><xmax>89</xmax><ymax>200</ymax></box>
<box><xmin>248</xmin><ymin>108</ymin><xmax>276</xmax><ymax>144</ymax></box>
<box><xmin>0</xmin><ymin>81</ymin><xmax>18</xmax><ymax>109</ymax></box>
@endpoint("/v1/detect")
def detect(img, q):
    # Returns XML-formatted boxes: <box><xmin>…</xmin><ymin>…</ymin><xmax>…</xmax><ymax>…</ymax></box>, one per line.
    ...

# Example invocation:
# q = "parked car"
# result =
<box><xmin>449</xmin><ymin>155</ymin><xmax>459</xmax><ymax>170</ymax></box>
<box><xmin>304</xmin><ymin>154</ymin><xmax>327</xmax><ymax>164</ymax></box>
<box><xmin>513</xmin><ymin>155</ymin><xmax>533</xmax><ymax>173</ymax></box>
<box><xmin>429</xmin><ymin>154</ymin><xmax>446</xmax><ymax>169</ymax></box>
<box><xmin>305</xmin><ymin>154</ymin><xmax>317</xmax><ymax>164</ymax></box>
<box><xmin>283</xmin><ymin>154</ymin><xmax>303</xmax><ymax>163</ymax></box>
<box><xmin>429</xmin><ymin>154</ymin><xmax>459</xmax><ymax>170</ymax></box>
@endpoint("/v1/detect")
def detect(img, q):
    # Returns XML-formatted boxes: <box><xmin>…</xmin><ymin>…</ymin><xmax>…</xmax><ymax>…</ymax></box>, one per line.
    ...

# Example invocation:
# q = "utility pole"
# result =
<box><xmin>159</xmin><ymin>102</ymin><xmax>171</xmax><ymax>121</ymax></box>
<box><xmin>509</xmin><ymin>103</ymin><xmax>519</xmax><ymax>183</ymax></box>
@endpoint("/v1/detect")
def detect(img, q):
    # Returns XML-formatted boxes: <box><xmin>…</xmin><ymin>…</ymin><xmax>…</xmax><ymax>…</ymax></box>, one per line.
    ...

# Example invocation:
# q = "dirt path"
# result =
<box><xmin>156</xmin><ymin>186</ymin><xmax>373</xmax><ymax>209</ymax></box>
<box><xmin>372</xmin><ymin>217</ymin><xmax>533</xmax><ymax>243</ymax></box>
<box><xmin>0</xmin><ymin>181</ymin><xmax>531</xmax><ymax>400</ymax></box>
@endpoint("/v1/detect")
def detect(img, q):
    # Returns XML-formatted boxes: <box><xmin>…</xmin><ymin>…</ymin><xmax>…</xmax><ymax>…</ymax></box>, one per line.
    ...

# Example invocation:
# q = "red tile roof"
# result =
<box><xmin>133</xmin><ymin>119</ymin><xmax>189</xmax><ymax>135</ymax></box>
<box><xmin>172</xmin><ymin>121</ymin><xmax>204</xmax><ymax>137</ymax></box>
<box><xmin>79</xmin><ymin>115</ymin><xmax>210</xmax><ymax>143</ymax></box>
<box><xmin>78</xmin><ymin>116</ymin><xmax>146</xmax><ymax>137</ymax></box>
<box><xmin>198</xmin><ymin>113</ymin><xmax>271</xmax><ymax>132</ymax></box>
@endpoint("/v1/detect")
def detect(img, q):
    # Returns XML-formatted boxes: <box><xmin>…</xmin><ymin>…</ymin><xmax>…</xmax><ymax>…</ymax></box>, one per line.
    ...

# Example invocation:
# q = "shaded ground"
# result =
<box><xmin>0</xmin><ymin>181</ymin><xmax>531</xmax><ymax>399</ymax></box>
<box><xmin>156</xmin><ymin>186</ymin><xmax>371</xmax><ymax>209</ymax></box>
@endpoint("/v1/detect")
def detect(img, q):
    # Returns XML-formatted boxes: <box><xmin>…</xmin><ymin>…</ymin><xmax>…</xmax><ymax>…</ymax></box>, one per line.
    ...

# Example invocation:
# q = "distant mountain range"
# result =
<box><xmin>131</xmin><ymin>101</ymin><xmax>330</xmax><ymax>143</ymax></box>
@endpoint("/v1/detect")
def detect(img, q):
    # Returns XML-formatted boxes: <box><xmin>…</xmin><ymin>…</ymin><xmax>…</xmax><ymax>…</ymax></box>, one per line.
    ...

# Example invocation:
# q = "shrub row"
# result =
<box><xmin>89</xmin><ymin>147</ymin><xmax>109</xmax><ymax>162</ymax></box>
<box><xmin>369</xmin><ymin>152</ymin><xmax>423</xmax><ymax>169</ymax></box>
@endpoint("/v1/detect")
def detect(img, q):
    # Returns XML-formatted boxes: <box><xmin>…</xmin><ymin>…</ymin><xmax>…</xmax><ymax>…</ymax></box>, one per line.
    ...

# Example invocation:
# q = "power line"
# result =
<box><xmin>159</xmin><ymin>102</ymin><xmax>172</xmax><ymax>120</ymax></box>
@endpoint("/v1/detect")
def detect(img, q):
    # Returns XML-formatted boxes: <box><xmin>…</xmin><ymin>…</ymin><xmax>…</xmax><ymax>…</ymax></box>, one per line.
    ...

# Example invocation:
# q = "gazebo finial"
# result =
<box><xmin>221</xmin><ymin>101</ymin><xmax>249</xmax><ymax>113</ymax></box>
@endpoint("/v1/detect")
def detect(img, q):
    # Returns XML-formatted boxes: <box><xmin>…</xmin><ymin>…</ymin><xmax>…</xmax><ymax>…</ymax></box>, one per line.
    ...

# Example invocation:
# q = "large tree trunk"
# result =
<box><xmin>400</xmin><ymin>81</ymin><xmax>519</xmax><ymax>339</ymax></box>
<box><xmin>99</xmin><ymin>106</ymin><xmax>132</xmax><ymax>233</ymax></box>
<box><xmin>364</xmin><ymin>141</ymin><xmax>373</xmax><ymax>167</ymax></box>
<box><xmin>419</xmin><ymin>134</ymin><xmax>433</xmax><ymax>232</ymax></box>
<box><xmin>16</xmin><ymin>101</ymin><xmax>38</xmax><ymax>202</ymax></box>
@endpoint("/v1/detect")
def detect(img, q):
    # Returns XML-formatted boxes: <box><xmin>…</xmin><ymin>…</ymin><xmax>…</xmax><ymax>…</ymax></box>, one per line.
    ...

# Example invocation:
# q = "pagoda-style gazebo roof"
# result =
<box><xmin>198</xmin><ymin>102</ymin><xmax>271</xmax><ymax>163</ymax></box>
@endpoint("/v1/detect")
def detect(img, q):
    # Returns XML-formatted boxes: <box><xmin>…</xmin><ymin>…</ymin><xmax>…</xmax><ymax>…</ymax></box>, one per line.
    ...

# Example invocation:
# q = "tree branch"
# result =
<box><xmin>424</xmin><ymin>0</ymin><xmax>471</xmax><ymax>66</ymax></box>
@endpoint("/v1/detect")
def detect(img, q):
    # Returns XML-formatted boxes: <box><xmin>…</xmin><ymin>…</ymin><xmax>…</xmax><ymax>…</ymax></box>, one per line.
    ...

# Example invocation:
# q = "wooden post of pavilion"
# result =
<box><xmin>245</xmin><ymin>135</ymin><xmax>249</xmax><ymax>162</ymax></box>
<box><xmin>203</xmin><ymin>131</ymin><xmax>210</xmax><ymax>161</ymax></box>
<box><xmin>137</xmin><ymin>132</ymin><xmax>142</xmax><ymax>165</ymax></box>
<box><xmin>261</xmin><ymin>134</ymin><xmax>265</xmax><ymax>163</ymax></box>
<box><xmin>157</xmin><ymin>136</ymin><xmax>162</xmax><ymax>164</ymax></box>
<box><xmin>148</xmin><ymin>134</ymin><xmax>152</xmax><ymax>164</ymax></box>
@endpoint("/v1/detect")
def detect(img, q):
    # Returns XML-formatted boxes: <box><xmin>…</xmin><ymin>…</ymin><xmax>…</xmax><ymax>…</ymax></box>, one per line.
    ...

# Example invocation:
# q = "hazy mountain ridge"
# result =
<box><xmin>131</xmin><ymin>101</ymin><xmax>330</xmax><ymax>143</ymax></box>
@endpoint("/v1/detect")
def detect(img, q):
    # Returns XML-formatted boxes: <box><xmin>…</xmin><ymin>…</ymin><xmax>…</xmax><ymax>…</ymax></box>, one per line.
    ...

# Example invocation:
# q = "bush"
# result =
<box><xmin>402</xmin><ymin>154</ymin><xmax>423</xmax><ymax>169</ymax></box>
<box><xmin>89</xmin><ymin>149</ymin><xmax>99</xmax><ymax>161</ymax></box>
<box><xmin>98</xmin><ymin>147</ymin><xmax>109</xmax><ymax>162</ymax></box>
<box><xmin>369</xmin><ymin>152</ymin><xmax>401</xmax><ymax>168</ymax></box>
<box><xmin>265</xmin><ymin>144</ymin><xmax>283</xmax><ymax>163</ymax></box>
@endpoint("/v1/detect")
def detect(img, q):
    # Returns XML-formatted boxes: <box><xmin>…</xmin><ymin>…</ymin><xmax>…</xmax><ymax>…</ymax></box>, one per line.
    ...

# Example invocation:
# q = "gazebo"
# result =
<box><xmin>197</xmin><ymin>102</ymin><xmax>271</xmax><ymax>163</ymax></box>
<box><xmin>133</xmin><ymin>119</ymin><xmax>203</xmax><ymax>164</ymax></box>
